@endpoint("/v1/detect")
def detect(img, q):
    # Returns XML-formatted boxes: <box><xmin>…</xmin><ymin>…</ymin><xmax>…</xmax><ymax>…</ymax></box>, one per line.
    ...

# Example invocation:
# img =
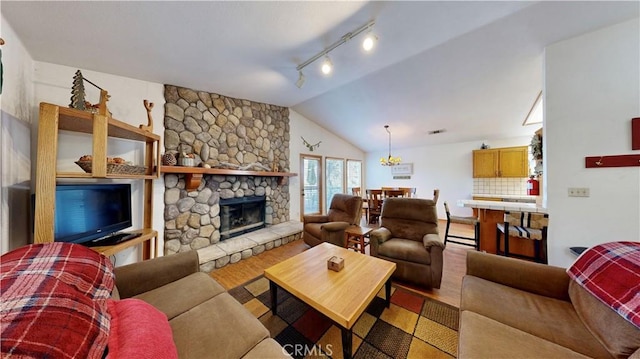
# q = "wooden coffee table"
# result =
<box><xmin>264</xmin><ymin>242</ymin><xmax>396</xmax><ymax>359</ymax></box>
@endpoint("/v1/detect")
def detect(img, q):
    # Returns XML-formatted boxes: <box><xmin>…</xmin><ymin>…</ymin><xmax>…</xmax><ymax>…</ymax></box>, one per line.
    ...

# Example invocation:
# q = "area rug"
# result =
<box><xmin>229</xmin><ymin>276</ymin><xmax>459</xmax><ymax>359</ymax></box>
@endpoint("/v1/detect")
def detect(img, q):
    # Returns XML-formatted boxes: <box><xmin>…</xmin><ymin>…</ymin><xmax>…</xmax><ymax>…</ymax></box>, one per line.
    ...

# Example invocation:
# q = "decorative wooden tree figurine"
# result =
<box><xmin>69</xmin><ymin>70</ymin><xmax>86</xmax><ymax>110</ymax></box>
<box><xmin>140</xmin><ymin>100</ymin><xmax>154</xmax><ymax>132</ymax></box>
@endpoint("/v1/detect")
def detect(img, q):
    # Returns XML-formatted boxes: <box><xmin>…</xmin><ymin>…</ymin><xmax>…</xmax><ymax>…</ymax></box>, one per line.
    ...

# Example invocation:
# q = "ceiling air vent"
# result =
<box><xmin>427</xmin><ymin>129</ymin><xmax>446</xmax><ymax>135</ymax></box>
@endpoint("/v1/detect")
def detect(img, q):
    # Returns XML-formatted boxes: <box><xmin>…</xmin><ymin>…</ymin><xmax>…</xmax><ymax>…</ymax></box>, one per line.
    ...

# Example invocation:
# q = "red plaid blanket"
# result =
<box><xmin>1</xmin><ymin>243</ymin><xmax>114</xmax><ymax>358</ymax></box>
<box><xmin>567</xmin><ymin>241</ymin><xmax>640</xmax><ymax>329</ymax></box>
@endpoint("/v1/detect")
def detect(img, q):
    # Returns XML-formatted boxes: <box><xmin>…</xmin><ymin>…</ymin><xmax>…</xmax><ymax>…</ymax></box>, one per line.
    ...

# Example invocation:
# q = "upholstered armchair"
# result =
<box><xmin>370</xmin><ymin>197</ymin><xmax>445</xmax><ymax>288</ymax></box>
<box><xmin>303</xmin><ymin>194</ymin><xmax>363</xmax><ymax>248</ymax></box>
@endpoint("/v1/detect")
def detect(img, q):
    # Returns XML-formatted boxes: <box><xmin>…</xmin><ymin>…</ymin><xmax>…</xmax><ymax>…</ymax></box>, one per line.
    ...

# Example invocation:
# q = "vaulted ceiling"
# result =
<box><xmin>3</xmin><ymin>1</ymin><xmax>638</xmax><ymax>152</ymax></box>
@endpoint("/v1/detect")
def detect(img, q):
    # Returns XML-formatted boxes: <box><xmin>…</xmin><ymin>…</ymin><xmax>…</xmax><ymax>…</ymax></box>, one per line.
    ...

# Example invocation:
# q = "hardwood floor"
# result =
<box><xmin>209</xmin><ymin>220</ymin><xmax>475</xmax><ymax>308</ymax></box>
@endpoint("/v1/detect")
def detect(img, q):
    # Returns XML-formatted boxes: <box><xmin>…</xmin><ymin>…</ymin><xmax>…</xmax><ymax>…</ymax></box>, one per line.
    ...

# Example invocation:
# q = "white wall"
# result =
<box><xmin>545</xmin><ymin>18</ymin><xmax>640</xmax><ymax>267</ymax></box>
<box><xmin>289</xmin><ymin>109</ymin><xmax>365</xmax><ymax>220</ymax></box>
<box><xmin>366</xmin><ymin>136</ymin><xmax>533</xmax><ymax>219</ymax></box>
<box><xmin>1</xmin><ymin>16</ymin><xmax>34</xmax><ymax>254</ymax></box>
<box><xmin>31</xmin><ymin>62</ymin><xmax>165</xmax><ymax>265</ymax></box>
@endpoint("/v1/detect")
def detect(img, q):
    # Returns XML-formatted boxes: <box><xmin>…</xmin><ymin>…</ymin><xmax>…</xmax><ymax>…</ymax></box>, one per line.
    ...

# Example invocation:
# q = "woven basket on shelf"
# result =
<box><xmin>75</xmin><ymin>161</ymin><xmax>147</xmax><ymax>175</ymax></box>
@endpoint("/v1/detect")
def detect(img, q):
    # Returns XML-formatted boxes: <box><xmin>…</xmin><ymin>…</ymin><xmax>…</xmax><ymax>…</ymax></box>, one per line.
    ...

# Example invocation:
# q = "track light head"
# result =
<box><xmin>362</xmin><ymin>32</ymin><xmax>377</xmax><ymax>52</ymax></box>
<box><xmin>295</xmin><ymin>71</ymin><xmax>305</xmax><ymax>88</ymax></box>
<box><xmin>321</xmin><ymin>56</ymin><xmax>333</xmax><ymax>75</ymax></box>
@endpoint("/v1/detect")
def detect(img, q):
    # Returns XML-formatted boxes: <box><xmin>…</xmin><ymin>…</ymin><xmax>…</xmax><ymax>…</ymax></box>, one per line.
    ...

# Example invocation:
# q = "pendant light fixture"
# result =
<box><xmin>380</xmin><ymin>125</ymin><xmax>401</xmax><ymax>166</ymax></box>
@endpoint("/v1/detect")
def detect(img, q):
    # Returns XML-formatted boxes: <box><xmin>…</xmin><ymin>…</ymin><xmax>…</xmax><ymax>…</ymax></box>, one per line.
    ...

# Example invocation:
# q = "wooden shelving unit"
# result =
<box><xmin>161</xmin><ymin>165</ymin><xmax>297</xmax><ymax>190</ymax></box>
<box><xmin>34</xmin><ymin>102</ymin><xmax>161</xmax><ymax>259</ymax></box>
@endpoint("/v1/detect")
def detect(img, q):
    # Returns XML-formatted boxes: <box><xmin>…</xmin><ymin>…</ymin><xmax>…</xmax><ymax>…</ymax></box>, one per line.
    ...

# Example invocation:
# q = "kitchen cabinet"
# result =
<box><xmin>473</xmin><ymin>146</ymin><xmax>528</xmax><ymax>178</ymax></box>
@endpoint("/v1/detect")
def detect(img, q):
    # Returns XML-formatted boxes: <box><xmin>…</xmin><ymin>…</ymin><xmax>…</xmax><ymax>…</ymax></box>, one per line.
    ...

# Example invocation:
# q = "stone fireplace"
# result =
<box><xmin>163</xmin><ymin>85</ymin><xmax>292</xmax><ymax>256</ymax></box>
<box><xmin>219</xmin><ymin>196</ymin><xmax>266</xmax><ymax>240</ymax></box>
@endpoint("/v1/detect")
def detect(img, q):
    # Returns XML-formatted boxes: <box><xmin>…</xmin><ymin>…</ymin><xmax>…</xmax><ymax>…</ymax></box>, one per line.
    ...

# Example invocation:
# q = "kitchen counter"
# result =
<box><xmin>458</xmin><ymin>199</ymin><xmax>547</xmax><ymax>213</ymax></box>
<box><xmin>471</xmin><ymin>194</ymin><xmax>537</xmax><ymax>202</ymax></box>
<box><xmin>457</xmin><ymin>200</ymin><xmax>548</xmax><ymax>257</ymax></box>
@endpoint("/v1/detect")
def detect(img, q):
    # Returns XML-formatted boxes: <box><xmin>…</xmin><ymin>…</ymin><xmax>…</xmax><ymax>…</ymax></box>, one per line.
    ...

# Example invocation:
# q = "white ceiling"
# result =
<box><xmin>2</xmin><ymin>1</ymin><xmax>638</xmax><ymax>152</ymax></box>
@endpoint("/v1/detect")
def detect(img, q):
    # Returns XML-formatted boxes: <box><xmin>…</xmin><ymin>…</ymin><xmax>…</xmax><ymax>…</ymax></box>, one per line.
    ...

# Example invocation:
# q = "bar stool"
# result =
<box><xmin>496</xmin><ymin>211</ymin><xmax>548</xmax><ymax>264</ymax></box>
<box><xmin>443</xmin><ymin>201</ymin><xmax>479</xmax><ymax>250</ymax></box>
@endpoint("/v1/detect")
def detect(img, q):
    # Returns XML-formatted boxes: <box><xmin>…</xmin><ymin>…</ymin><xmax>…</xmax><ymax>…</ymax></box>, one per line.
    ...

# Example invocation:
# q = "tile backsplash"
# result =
<box><xmin>473</xmin><ymin>178</ymin><xmax>528</xmax><ymax>195</ymax></box>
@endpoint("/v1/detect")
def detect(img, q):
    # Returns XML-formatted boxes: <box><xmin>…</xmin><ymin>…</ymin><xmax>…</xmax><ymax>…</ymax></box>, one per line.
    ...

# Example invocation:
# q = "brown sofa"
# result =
<box><xmin>459</xmin><ymin>251</ymin><xmax>640</xmax><ymax>359</ymax></box>
<box><xmin>114</xmin><ymin>251</ymin><xmax>290</xmax><ymax>359</ymax></box>
<box><xmin>370</xmin><ymin>197</ymin><xmax>445</xmax><ymax>288</ymax></box>
<box><xmin>303</xmin><ymin>193</ymin><xmax>362</xmax><ymax>248</ymax></box>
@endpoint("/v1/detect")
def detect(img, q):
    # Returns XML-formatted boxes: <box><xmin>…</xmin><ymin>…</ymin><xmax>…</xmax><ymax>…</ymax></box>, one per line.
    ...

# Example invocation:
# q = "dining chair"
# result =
<box><xmin>383</xmin><ymin>189</ymin><xmax>405</xmax><ymax>198</ymax></box>
<box><xmin>443</xmin><ymin>201</ymin><xmax>479</xmax><ymax>250</ymax></box>
<box><xmin>351</xmin><ymin>187</ymin><xmax>367</xmax><ymax>220</ymax></box>
<box><xmin>432</xmin><ymin>189</ymin><xmax>440</xmax><ymax>203</ymax></box>
<box><xmin>399</xmin><ymin>187</ymin><xmax>417</xmax><ymax>197</ymax></box>
<box><xmin>365</xmin><ymin>189</ymin><xmax>383</xmax><ymax>224</ymax></box>
<box><xmin>496</xmin><ymin>211</ymin><xmax>549</xmax><ymax>264</ymax></box>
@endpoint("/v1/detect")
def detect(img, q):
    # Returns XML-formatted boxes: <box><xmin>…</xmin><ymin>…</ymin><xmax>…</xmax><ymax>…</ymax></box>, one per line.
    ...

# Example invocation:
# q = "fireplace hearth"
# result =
<box><xmin>220</xmin><ymin>196</ymin><xmax>266</xmax><ymax>241</ymax></box>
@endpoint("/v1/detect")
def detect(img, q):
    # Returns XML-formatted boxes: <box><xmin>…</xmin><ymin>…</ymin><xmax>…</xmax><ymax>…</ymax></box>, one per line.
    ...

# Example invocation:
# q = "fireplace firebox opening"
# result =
<box><xmin>219</xmin><ymin>196</ymin><xmax>266</xmax><ymax>241</ymax></box>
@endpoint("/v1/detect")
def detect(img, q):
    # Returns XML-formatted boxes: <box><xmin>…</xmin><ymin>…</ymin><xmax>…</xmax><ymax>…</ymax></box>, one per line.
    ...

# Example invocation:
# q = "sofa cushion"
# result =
<box><xmin>242</xmin><ymin>338</ymin><xmax>290</xmax><ymax>358</ymax></box>
<box><xmin>1</xmin><ymin>243</ymin><xmax>113</xmax><ymax>359</ymax></box>
<box><xmin>106</xmin><ymin>298</ymin><xmax>178</xmax><ymax>359</ymax></box>
<box><xmin>1</xmin><ymin>242</ymin><xmax>114</xmax><ymax>299</ymax></box>
<box><xmin>569</xmin><ymin>281</ymin><xmax>640</xmax><ymax>359</ymax></box>
<box><xmin>380</xmin><ymin>198</ymin><xmax>439</xmax><ymax>242</ymax></box>
<box><xmin>134</xmin><ymin>272</ymin><xmax>225</xmax><ymax>320</ymax></box>
<box><xmin>378</xmin><ymin>238</ymin><xmax>431</xmax><ymax>265</ymax></box>
<box><xmin>461</xmin><ymin>275</ymin><xmax>613</xmax><ymax>359</ymax></box>
<box><xmin>567</xmin><ymin>241</ymin><xmax>640</xmax><ymax>329</ymax></box>
<box><xmin>459</xmin><ymin>311</ymin><xmax>592</xmax><ymax>359</ymax></box>
<box><xmin>169</xmin><ymin>292</ymin><xmax>270</xmax><ymax>359</ymax></box>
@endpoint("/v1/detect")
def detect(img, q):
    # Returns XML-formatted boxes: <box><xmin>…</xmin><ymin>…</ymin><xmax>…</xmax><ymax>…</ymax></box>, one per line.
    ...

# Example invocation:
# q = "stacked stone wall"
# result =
<box><xmin>163</xmin><ymin>85</ymin><xmax>291</xmax><ymax>255</ymax></box>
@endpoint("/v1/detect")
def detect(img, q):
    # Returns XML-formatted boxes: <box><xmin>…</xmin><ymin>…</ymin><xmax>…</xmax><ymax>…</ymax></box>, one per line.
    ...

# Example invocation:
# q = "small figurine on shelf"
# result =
<box><xmin>162</xmin><ymin>153</ymin><xmax>177</xmax><ymax>166</ymax></box>
<box><xmin>178</xmin><ymin>145</ymin><xmax>196</xmax><ymax>167</ymax></box>
<box><xmin>69</xmin><ymin>70</ymin><xmax>87</xmax><ymax>111</ymax></box>
<box><xmin>140</xmin><ymin>100</ymin><xmax>154</xmax><ymax>133</ymax></box>
<box><xmin>69</xmin><ymin>70</ymin><xmax>112</xmax><ymax>117</ymax></box>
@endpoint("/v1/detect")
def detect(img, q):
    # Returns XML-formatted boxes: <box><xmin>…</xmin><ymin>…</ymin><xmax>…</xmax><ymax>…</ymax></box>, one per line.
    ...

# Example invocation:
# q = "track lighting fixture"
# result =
<box><xmin>295</xmin><ymin>19</ymin><xmax>375</xmax><ymax>87</ymax></box>
<box><xmin>362</xmin><ymin>31</ymin><xmax>377</xmax><ymax>52</ymax></box>
<box><xmin>295</xmin><ymin>71</ymin><xmax>306</xmax><ymax>88</ymax></box>
<box><xmin>321</xmin><ymin>57</ymin><xmax>333</xmax><ymax>75</ymax></box>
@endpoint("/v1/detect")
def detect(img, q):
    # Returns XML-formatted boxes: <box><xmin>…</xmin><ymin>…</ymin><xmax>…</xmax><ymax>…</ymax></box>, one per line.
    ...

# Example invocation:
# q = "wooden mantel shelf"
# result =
<box><xmin>160</xmin><ymin>165</ymin><xmax>297</xmax><ymax>190</ymax></box>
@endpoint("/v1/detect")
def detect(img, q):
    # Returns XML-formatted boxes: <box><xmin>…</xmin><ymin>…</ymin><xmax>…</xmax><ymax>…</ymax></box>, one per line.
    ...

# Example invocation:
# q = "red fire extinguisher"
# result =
<box><xmin>527</xmin><ymin>176</ymin><xmax>539</xmax><ymax>196</ymax></box>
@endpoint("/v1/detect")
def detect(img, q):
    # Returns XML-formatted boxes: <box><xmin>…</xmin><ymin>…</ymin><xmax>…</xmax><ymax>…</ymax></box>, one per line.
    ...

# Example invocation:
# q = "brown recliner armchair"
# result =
<box><xmin>370</xmin><ymin>197</ymin><xmax>445</xmax><ymax>288</ymax></box>
<box><xmin>303</xmin><ymin>194</ymin><xmax>363</xmax><ymax>248</ymax></box>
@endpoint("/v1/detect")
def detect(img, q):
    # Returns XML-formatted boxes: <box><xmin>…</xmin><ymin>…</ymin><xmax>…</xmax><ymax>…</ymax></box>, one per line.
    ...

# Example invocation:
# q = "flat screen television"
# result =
<box><xmin>54</xmin><ymin>183</ymin><xmax>132</xmax><ymax>244</ymax></box>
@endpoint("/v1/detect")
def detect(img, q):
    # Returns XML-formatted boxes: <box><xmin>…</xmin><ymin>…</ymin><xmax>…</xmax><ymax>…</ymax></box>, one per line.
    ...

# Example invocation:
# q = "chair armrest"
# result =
<box><xmin>321</xmin><ymin>221</ymin><xmax>351</xmax><ymax>232</ymax></box>
<box><xmin>370</xmin><ymin>227</ymin><xmax>392</xmax><ymax>243</ymax></box>
<box><xmin>303</xmin><ymin>215</ymin><xmax>329</xmax><ymax>224</ymax></box>
<box><xmin>114</xmin><ymin>251</ymin><xmax>199</xmax><ymax>299</ymax></box>
<box><xmin>370</xmin><ymin>227</ymin><xmax>392</xmax><ymax>256</ymax></box>
<box><xmin>423</xmin><ymin>233</ymin><xmax>444</xmax><ymax>250</ymax></box>
<box><xmin>466</xmin><ymin>251</ymin><xmax>570</xmax><ymax>301</ymax></box>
